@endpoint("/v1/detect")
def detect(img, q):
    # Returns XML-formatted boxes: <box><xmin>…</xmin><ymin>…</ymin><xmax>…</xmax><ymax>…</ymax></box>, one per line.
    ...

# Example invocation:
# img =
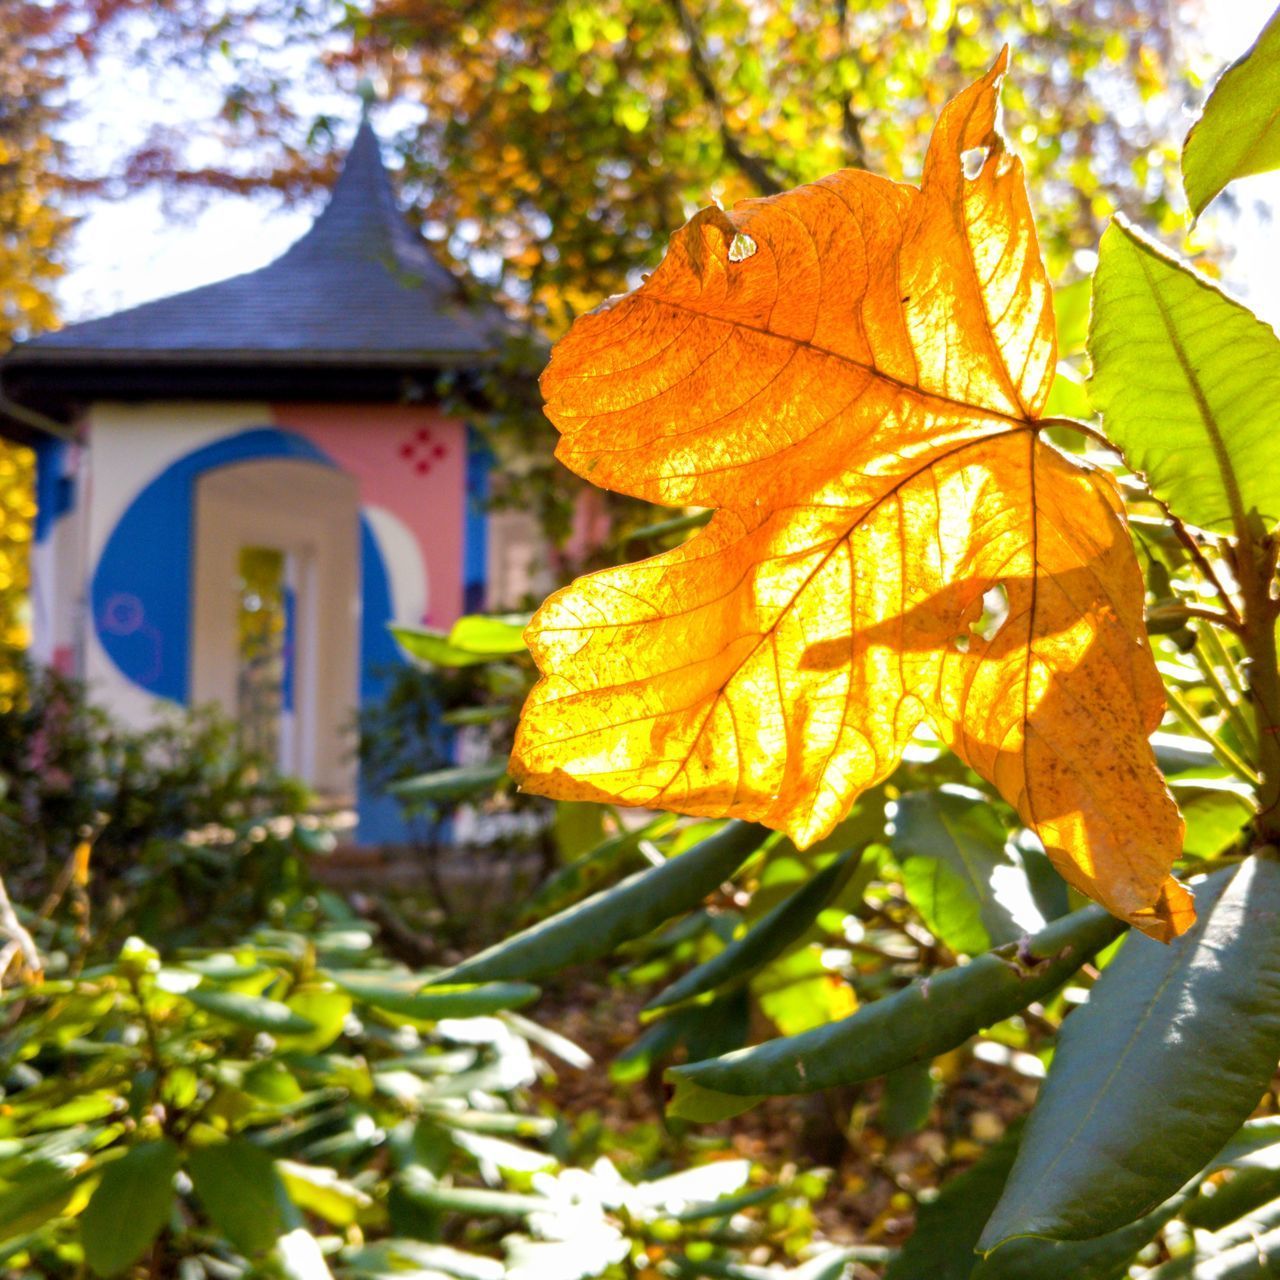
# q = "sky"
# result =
<box><xmin>54</xmin><ymin>1</ymin><xmax>1280</xmax><ymax>327</ymax></box>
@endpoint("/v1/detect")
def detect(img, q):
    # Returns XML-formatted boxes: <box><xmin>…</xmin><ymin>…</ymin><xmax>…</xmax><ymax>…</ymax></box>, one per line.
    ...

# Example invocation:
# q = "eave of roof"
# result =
<box><xmin>0</xmin><ymin>116</ymin><xmax>512</xmax><ymax>437</ymax></box>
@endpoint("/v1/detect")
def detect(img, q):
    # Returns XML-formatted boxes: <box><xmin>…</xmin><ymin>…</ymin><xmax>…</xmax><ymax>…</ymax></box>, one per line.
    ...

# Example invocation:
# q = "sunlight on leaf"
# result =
<box><xmin>513</xmin><ymin>53</ymin><xmax>1190</xmax><ymax>941</ymax></box>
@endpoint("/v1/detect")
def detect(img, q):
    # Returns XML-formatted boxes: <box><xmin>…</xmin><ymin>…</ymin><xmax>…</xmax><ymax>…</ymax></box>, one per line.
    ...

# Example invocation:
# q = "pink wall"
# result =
<box><xmin>272</xmin><ymin>403</ymin><xmax>468</xmax><ymax>629</ymax></box>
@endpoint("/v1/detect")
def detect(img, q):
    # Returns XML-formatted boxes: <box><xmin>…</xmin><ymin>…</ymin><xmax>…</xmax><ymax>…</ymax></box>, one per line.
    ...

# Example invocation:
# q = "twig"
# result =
<box><xmin>664</xmin><ymin>0</ymin><xmax>784</xmax><ymax>195</ymax></box>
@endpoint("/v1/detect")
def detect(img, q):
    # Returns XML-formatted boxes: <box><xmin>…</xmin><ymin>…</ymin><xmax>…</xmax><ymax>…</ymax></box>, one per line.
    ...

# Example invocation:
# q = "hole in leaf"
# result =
<box><xmin>961</xmin><ymin>146</ymin><xmax>990</xmax><ymax>180</ymax></box>
<box><xmin>973</xmin><ymin>583</ymin><xmax>1011</xmax><ymax>643</ymax></box>
<box><xmin>728</xmin><ymin>232</ymin><xmax>758</xmax><ymax>262</ymax></box>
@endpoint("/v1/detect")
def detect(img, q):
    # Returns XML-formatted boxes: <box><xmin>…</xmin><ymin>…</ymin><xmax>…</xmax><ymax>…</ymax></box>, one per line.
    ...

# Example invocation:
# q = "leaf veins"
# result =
<box><xmin>513</xmin><ymin>52</ymin><xmax>1192</xmax><ymax>941</ymax></box>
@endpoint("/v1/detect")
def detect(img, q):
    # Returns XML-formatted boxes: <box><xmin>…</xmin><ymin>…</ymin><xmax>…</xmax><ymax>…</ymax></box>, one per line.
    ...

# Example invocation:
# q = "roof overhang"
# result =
<box><xmin>0</xmin><ymin>348</ymin><xmax>507</xmax><ymax>439</ymax></box>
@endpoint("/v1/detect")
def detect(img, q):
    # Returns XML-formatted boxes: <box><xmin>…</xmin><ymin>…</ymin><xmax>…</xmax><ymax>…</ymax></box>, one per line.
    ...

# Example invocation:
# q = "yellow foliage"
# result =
<box><xmin>0</xmin><ymin>2</ymin><xmax>76</xmax><ymax>705</ymax></box>
<box><xmin>512</xmin><ymin>58</ymin><xmax>1191</xmax><ymax>942</ymax></box>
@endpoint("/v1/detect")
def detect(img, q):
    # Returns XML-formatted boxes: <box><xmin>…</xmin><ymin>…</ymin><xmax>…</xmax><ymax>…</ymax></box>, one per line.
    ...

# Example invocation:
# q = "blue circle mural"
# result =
<box><xmin>91</xmin><ymin>426</ymin><xmax>399</xmax><ymax>707</ymax></box>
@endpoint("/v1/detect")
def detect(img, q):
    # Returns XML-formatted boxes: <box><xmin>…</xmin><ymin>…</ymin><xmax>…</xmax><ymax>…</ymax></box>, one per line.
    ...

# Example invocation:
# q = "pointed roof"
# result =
<box><xmin>2</xmin><ymin>119</ymin><xmax>503</xmax><ymax>411</ymax></box>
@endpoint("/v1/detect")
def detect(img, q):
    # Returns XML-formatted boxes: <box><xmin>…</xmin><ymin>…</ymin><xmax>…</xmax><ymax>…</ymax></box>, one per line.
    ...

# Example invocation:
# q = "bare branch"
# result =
<box><xmin>664</xmin><ymin>0</ymin><xmax>784</xmax><ymax>196</ymax></box>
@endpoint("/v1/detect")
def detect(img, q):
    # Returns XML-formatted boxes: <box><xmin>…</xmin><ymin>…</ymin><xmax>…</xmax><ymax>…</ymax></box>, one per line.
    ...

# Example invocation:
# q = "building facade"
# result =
<box><xmin>0</xmin><ymin>119</ymin><xmax>540</xmax><ymax>841</ymax></box>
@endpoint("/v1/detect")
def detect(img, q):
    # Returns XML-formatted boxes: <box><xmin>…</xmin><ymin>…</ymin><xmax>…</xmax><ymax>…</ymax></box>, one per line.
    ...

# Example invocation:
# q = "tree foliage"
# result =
<box><xmin>0</xmin><ymin>3</ymin><xmax>80</xmax><ymax>707</ymax></box>
<box><xmin>433</xmin><ymin>7</ymin><xmax>1280</xmax><ymax>1271</ymax></box>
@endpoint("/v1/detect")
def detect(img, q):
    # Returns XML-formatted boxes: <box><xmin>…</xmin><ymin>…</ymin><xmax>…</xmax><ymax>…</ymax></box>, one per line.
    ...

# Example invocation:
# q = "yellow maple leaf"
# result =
<box><xmin>512</xmin><ymin>53</ymin><xmax>1192</xmax><ymax>942</ymax></box>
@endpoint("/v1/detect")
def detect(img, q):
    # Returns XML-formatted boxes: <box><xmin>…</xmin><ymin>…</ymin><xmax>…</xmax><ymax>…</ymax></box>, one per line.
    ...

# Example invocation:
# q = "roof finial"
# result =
<box><xmin>357</xmin><ymin>77</ymin><xmax>379</xmax><ymax>120</ymax></box>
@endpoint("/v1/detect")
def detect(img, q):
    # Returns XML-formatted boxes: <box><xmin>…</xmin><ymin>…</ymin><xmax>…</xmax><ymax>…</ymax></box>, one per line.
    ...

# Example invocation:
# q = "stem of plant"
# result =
<box><xmin>1163</xmin><ymin>685</ymin><xmax>1259</xmax><ymax>785</ymax></box>
<box><xmin>1192</xmin><ymin>628</ymin><xmax>1258</xmax><ymax>755</ymax></box>
<box><xmin>1234</xmin><ymin>523</ymin><xmax>1280</xmax><ymax>843</ymax></box>
<box><xmin>1200</xmin><ymin>619</ymin><xmax>1251</xmax><ymax>704</ymax></box>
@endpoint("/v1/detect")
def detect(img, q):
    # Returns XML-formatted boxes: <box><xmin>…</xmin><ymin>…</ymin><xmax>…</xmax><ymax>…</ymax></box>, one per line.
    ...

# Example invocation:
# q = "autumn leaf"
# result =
<box><xmin>513</xmin><ymin>53</ymin><xmax>1192</xmax><ymax>942</ymax></box>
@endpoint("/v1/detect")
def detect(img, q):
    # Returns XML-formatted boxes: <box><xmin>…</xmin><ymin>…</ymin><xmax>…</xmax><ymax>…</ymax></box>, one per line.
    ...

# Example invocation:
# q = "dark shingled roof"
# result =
<box><xmin>0</xmin><ymin>119</ymin><xmax>507</xmax><ymax>438</ymax></box>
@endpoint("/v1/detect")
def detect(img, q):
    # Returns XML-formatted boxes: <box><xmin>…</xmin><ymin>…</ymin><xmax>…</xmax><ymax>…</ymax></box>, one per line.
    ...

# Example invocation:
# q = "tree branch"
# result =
<box><xmin>834</xmin><ymin>0</ymin><xmax>868</xmax><ymax>169</ymax></box>
<box><xmin>664</xmin><ymin>0</ymin><xmax>784</xmax><ymax>195</ymax></box>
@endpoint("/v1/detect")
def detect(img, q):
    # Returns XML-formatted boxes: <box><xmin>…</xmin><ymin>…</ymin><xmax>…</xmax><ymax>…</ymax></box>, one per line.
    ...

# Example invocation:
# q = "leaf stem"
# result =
<box><xmin>1163</xmin><ymin>686</ymin><xmax>1260</xmax><ymax>785</ymax></box>
<box><xmin>1039</xmin><ymin>416</ymin><xmax>1245</xmax><ymax>626</ymax></box>
<box><xmin>1191</xmin><ymin>628</ymin><xmax>1258</xmax><ymax>756</ymax></box>
<box><xmin>1200</xmin><ymin>620</ymin><xmax>1251</xmax><ymax>703</ymax></box>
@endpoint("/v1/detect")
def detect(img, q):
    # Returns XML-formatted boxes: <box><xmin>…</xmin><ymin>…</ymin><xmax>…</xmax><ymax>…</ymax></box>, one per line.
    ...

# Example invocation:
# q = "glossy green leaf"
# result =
<box><xmin>889</xmin><ymin>1126</ymin><xmax>1186</xmax><ymax>1280</ymax></box>
<box><xmin>894</xmin><ymin>788</ymin><xmax>1034</xmax><ymax>955</ymax></box>
<box><xmin>1142</xmin><ymin>1220</ymin><xmax>1280</xmax><ymax>1278</ymax></box>
<box><xmin>881</xmin><ymin>1059</ymin><xmax>936</xmax><ymax>1141</ymax></box>
<box><xmin>389</xmin><ymin>760</ymin><xmax>509</xmax><ymax>803</ymax></box>
<box><xmin>447</xmin><ymin>614</ymin><xmax>530</xmax><ymax>655</ymax></box>
<box><xmin>278</xmin><ymin>987</ymin><xmax>352</xmax><ymax>1053</ymax></box>
<box><xmin>433</xmin><ymin>821</ymin><xmax>769</xmax><ymax>985</ymax></box>
<box><xmin>277</xmin><ymin>1226</ymin><xmax>334</xmax><ymax>1280</ymax></box>
<box><xmin>646</xmin><ymin>849</ymin><xmax>858</xmax><ymax>1014</ymax></box>
<box><xmin>668</xmin><ymin>904</ymin><xmax>1122</xmax><ymax>1119</ymax></box>
<box><xmin>188</xmin><ymin>1140</ymin><xmax>296</xmax><ymax>1255</ymax></box>
<box><xmin>1182</xmin><ymin>4</ymin><xmax>1280</xmax><ymax>217</ymax></box>
<box><xmin>524</xmin><ymin>813</ymin><xmax>677</xmax><ymax>920</ymax></box>
<box><xmin>885</xmin><ymin>1130</ymin><xmax>1020</xmax><ymax>1280</ymax></box>
<box><xmin>975</xmin><ymin>1196</ymin><xmax>1188</xmax><ymax>1279</ymax></box>
<box><xmin>980</xmin><ymin>859</ymin><xmax>1280</xmax><ymax>1250</ymax></box>
<box><xmin>81</xmin><ymin>1140</ymin><xmax>179</xmax><ymax>1277</ymax></box>
<box><xmin>332</xmin><ymin>975</ymin><xmax>539</xmax><ymax>1021</ymax></box>
<box><xmin>1089</xmin><ymin>219</ymin><xmax>1280</xmax><ymax>534</ymax></box>
<box><xmin>0</xmin><ymin>1159</ymin><xmax>86</xmax><ymax>1239</ymax></box>
<box><xmin>184</xmin><ymin>987</ymin><xmax>317</xmax><ymax>1035</ymax></box>
<box><xmin>277</xmin><ymin>1160</ymin><xmax>373</xmax><ymax>1227</ymax></box>
<box><xmin>1182</xmin><ymin>1166</ymin><xmax>1280</xmax><ymax>1232</ymax></box>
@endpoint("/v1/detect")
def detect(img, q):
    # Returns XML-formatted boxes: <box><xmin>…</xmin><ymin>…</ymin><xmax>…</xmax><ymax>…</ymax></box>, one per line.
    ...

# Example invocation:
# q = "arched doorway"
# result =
<box><xmin>191</xmin><ymin>459</ymin><xmax>359</xmax><ymax>798</ymax></box>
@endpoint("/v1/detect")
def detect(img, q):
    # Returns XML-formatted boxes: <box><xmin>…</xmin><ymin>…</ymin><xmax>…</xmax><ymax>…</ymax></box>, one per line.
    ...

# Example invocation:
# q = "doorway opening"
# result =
<box><xmin>192</xmin><ymin>459</ymin><xmax>359</xmax><ymax>799</ymax></box>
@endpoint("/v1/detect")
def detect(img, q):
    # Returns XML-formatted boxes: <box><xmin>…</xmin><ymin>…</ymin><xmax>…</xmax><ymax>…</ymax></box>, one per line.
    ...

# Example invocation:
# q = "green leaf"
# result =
<box><xmin>1183</xmin><ymin>1167</ymin><xmax>1280</xmax><ymax>1231</ymax></box>
<box><xmin>188</xmin><ymin>1140</ymin><xmax>296</xmax><ymax>1255</ymax></box>
<box><xmin>448</xmin><ymin>614</ymin><xmax>530</xmax><ymax>654</ymax></box>
<box><xmin>278</xmin><ymin>987</ymin><xmax>352</xmax><ymax>1053</ymax></box>
<box><xmin>332</xmin><ymin>976</ymin><xmax>539</xmax><ymax>1021</ymax></box>
<box><xmin>390</xmin><ymin>624</ymin><xmax>494</xmax><ymax>667</ymax></box>
<box><xmin>277</xmin><ymin>1226</ymin><xmax>335</xmax><ymax>1280</ymax></box>
<box><xmin>894</xmin><ymin>788</ymin><xmax>1035</xmax><ymax>955</ymax></box>
<box><xmin>979</xmin><ymin>859</ymin><xmax>1280</xmax><ymax>1250</ymax></box>
<box><xmin>888</xmin><ymin>1127</ymin><xmax>1187</xmax><ymax>1280</ymax></box>
<box><xmin>391</xmin><ymin>614</ymin><xmax>529</xmax><ymax>667</ymax></box>
<box><xmin>522</xmin><ymin>813</ymin><xmax>678</xmax><ymax>920</ymax></box>
<box><xmin>1142</xmin><ymin>1213</ymin><xmax>1280</xmax><ymax>1278</ymax></box>
<box><xmin>1088</xmin><ymin>219</ymin><xmax>1280</xmax><ymax>535</ymax></box>
<box><xmin>885</xmin><ymin>1130</ymin><xmax>1020</xmax><ymax>1280</ymax></box>
<box><xmin>276</xmin><ymin>1160</ymin><xmax>373</xmax><ymax>1227</ymax></box>
<box><xmin>0</xmin><ymin>1158</ymin><xmax>87</xmax><ymax>1239</ymax></box>
<box><xmin>1179</xmin><ymin>790</ymin><xmax>1253</xmax><ymax>859</ymax></box>
<box><xmin>645</xmin><ymin>848</ymin><xmax>858</xmax><ymax>1014</ymax></box>
<box><xmin>974</xmin><ymin>1196</ymin><xmax>1188</xmax><ymax>1279</ymax></box>
<box><xmin>389</xmin><ymin>760</ymin><xmax>509</xmax><ymax>803</ymax></box>
<box><xmin>396</xmin><ymin>1168</ymin><xmax>548</xmax><ymax>1217</ymax></box>
<box><xmin>432</xmin><ymin>821</ymin><xmax>769</xmax><ymax>985</ymax></box>
<box><xmin>668</xmin><ymin>903</ymin><xmax>1122</xmax><ymax>1114</ymax></box>
<box><xmin>184</xmin><ymin>987</ymin><xmax>318</xmax><ymax>1035</ymax></box>
<box><xmin>81</xmin><ymin>1140</ymin><xmax>180</xmax><ymax>1277</ymax></box>
<box><xmin>881</xmin><ymin>1059</ymin><xmax>935</xmax><ymax>1141</ymax></box>
<box><xmin>1182</xmin><ymin>4</ymin><xmax>1280</xmax><ymax>217</ymax></box>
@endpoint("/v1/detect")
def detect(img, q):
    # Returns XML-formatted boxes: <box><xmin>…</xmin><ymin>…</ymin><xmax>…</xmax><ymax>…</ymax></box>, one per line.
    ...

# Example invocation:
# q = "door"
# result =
<box><xmin>191</xmin><ymin>459</ymin><xmax>359</xmax><ymax>799</ymax></box>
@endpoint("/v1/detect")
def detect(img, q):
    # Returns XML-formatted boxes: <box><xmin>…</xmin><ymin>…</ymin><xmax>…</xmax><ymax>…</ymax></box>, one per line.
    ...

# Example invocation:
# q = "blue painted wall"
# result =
<box><xmin>91</xmin><ymin>427</ymin><xmax>407</xmax><ymax>843</ymax></box>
